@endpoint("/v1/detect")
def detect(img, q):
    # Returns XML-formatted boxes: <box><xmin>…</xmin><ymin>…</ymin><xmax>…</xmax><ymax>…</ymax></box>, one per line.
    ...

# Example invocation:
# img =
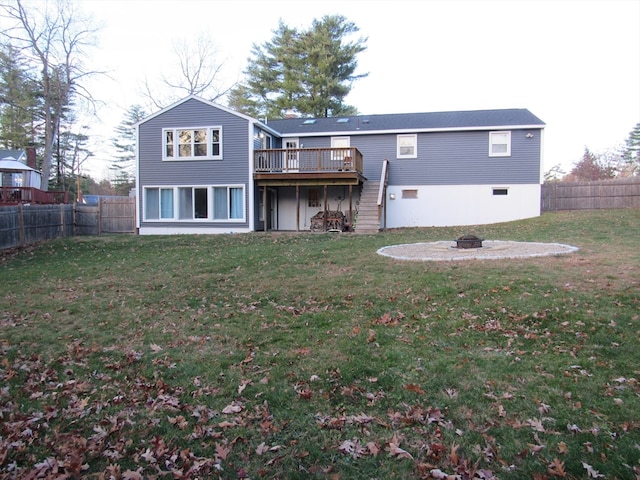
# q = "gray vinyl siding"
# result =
<box><xmin>291</xmin><ymin>128</ymin><xmax>542</xmax><ymax>185</ymax></box>
<box><xmin>138</xmin><ymin>98</ymin><xmax>250</xmax><ymax>227</ymax></box>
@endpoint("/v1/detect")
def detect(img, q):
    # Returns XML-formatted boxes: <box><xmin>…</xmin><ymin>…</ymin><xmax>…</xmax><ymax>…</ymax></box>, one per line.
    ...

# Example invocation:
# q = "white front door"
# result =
<box><xmin>285</xmin><ymin>138</ymin><xmax>299</xmax><ymax>172</ymax></box>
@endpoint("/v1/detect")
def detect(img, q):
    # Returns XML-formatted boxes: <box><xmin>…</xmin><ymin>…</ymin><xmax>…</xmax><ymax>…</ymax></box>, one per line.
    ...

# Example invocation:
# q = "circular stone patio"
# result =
<box><xmin>377</xmin><ymin>240</ymin><xmax>579</xmax><ymax>262</ymax></box>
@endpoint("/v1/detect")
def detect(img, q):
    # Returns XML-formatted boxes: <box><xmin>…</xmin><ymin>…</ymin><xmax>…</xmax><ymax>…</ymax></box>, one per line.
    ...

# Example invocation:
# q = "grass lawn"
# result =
<box><xmin>1</xmin><ymin>209</ymin><xmax>639</xmax><ymax>479</ymax></box>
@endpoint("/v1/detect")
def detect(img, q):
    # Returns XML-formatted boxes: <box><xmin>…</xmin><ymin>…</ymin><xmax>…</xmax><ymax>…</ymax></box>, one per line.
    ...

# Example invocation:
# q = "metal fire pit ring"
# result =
<box><xmin>454</xmin><ymin>234</ymin><xmax>484</xmax><ymax>249</ymax></box>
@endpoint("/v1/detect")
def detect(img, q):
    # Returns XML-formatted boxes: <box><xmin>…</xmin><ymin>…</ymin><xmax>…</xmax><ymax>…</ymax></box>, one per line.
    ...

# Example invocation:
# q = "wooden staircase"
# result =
<box><xmin>354</xmin><ymin>180</ymin><xmax>381</xmax><ymax>233</ymax></box>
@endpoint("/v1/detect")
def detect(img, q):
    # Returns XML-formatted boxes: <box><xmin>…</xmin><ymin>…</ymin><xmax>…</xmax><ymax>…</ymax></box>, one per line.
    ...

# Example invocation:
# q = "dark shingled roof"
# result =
<box><xmin>264</xmin><ymin>108</ymin><xmax>545</xmax><ymax>136</ymax></box>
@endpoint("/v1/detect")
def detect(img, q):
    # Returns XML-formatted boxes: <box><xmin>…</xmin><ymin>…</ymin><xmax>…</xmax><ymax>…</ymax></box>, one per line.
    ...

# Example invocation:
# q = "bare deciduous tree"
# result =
<box><xmin>142</xmin><ymin>32</ymin><xmax>235</xmax><ymax>111</ymax></box>
<box><xmin>1</xmin><ymin>0</ymin><xmax>100</xmax><ymax>190</ymax></box>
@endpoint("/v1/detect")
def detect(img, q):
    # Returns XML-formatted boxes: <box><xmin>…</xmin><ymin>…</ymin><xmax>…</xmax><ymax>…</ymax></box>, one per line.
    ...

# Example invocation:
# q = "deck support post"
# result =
<box><xmin>296</xmin><ymin>185</ymin><xmax>300</xmax><ymax>232</ymax></box>
<box><xmin>323</xmin><ymin>184</ymin><xmax>328</xmax><ymax>231</ymax></box>
<box><xmin>348</xmin><ymin>184</ymin><xmax>353</xmax><ymax>229</ymax></box>
<box><xmin>263</xmin><ymin>187</ymin><xmax>267</xmax><ymax>232</ymax></box>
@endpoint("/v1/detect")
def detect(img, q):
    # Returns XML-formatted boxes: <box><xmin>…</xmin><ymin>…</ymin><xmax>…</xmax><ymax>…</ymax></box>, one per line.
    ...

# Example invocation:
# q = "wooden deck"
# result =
<box><xmin>254</xmin><ymin>147</ymin><xmax>365</xmax><ymax>185</ymax></box>
<box><xmin>0</xmin><ymin>186</ymin><xmax>69</xmax><ymax>205</ymax></box>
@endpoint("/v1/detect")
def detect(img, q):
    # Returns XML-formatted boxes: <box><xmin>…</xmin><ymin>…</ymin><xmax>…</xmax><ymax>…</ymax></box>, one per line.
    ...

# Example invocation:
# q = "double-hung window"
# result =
<box><xmin>489</xmin><ymin>131</ymin><xmax>511</xmax><ymax>157</ymax></box>
<box><xmin>397</xmin><ymin>134</ymin><xmax>417</xmax><ymax>158</ymax></box>
<box><xmin>164</xmin><ymin>127</ymin><xmax>222</xmax><ymax>160</ymax></box>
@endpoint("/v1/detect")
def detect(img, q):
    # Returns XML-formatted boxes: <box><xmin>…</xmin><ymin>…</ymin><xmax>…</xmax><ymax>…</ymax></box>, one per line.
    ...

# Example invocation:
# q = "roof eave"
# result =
<box><xmin>279</xmin><ymin>123</ymin><xmax>546</xmax><ymax>138</ymax></box>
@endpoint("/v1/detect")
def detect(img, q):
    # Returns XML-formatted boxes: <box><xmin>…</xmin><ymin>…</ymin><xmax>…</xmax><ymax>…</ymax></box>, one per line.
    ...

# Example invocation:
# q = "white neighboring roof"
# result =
<box><xmin>0</xmin><ymin>157</ymin><xmax>38</xmax><ymax>171</ymax></box>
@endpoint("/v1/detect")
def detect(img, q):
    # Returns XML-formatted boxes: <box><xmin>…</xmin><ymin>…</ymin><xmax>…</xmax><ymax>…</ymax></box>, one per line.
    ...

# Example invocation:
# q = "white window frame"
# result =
<box><xmin>331</xmin><ymin>136</ymin><xmax>351</xmax><ymax>161</ymax></box>
<box><xmin>163</xmin><ymin>126</ymin><xmax>222</xmax><ymax>161</ymax></box>
<box><xmin>489</xmin><ymin>131</ymin><xmax>511</xmax><ymax>157</ymax></box>
<box><xmin>143</xmin><ymin>187</ymin><xmax>176</xmax><ymax>220</ymax></box>
<box><xmin>397</xmin><ymin>134</ymin><xmax>417</xmax><ymax>159</ymax></box>
<box><xmin>142</xmin><ymin>184</ymin><xmax>245</xmax><ymax>222</ymax></box>
<box><xmin>177</xmin><ymin>186</ymin><xmax>210</xmax><ymax>221</ymax></box>
<box><xmin>211</xmin><ymin>184</ymin><xmax>246</xmax><ymax>222</ymax></box>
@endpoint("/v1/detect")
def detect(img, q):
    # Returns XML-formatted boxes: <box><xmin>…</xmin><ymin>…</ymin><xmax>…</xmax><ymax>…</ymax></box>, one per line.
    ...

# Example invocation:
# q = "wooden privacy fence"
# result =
<box><xmin>0</xmin><ymin>197</ymin><xmax>136</xmax><ymax>250</ymax></box>
<box><xmin>541</xmin><ymin>178</ymin><xmax>640</xmax><ymax>211</ymax></box>
<box><xmin>76</xmin><ymin>197</ymin><xmax>136</xmax><ymax>235</ymax></box>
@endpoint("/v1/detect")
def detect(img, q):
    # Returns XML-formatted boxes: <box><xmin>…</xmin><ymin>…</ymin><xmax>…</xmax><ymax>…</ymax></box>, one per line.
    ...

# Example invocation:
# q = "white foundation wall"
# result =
<box><xmin>139</xmin><ymin>226</ymin><xmax>252</xmax><ymax>235</ymax></box>
<box><xmin>384</xmin><ymin>184</ymin><xmax>541</xmax><ymax>228</ymax></box>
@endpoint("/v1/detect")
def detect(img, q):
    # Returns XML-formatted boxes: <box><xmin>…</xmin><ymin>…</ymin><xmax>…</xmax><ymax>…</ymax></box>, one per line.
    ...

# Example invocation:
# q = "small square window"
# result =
<box><xmin>489</xmin><ymin>131</ymin><xmax>511</xmax><ymax>157</ymax></box>
<box><xmin>402</xmin><ymin>189</ymin><xmax>418</xmax><ymax>199</ymax></box>
<box><xmin>397</xmin><ymin>134</ymin><xmax>417</xmax><ymax>158</ymax></box>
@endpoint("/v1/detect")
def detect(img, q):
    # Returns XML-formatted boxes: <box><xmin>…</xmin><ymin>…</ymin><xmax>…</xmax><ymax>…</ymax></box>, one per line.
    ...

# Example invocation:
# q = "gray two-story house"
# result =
<box><xmin>136</xmin><ymin>96</ymin><xmax>545</xmax><ymax>234</ymax></box>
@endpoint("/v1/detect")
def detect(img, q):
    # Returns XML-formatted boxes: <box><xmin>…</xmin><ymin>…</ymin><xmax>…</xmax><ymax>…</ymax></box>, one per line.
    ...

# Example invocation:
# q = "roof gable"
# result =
<box><xmin>0</xmin><ymin>149</ymin><xmax>26</xmax><ymax>161</ymax></box>
<box><xmin>135</xmin><ymin>95</ymin><xmax>268</xmax><ymax>128</ymax></box>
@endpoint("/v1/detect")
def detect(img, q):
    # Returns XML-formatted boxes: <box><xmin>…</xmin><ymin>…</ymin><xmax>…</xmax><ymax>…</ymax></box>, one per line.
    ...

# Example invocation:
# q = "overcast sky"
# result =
<box><xmin>80</xmin><ymin>0</ymin><xmax>640</xmax><ymax>179</ymax></box>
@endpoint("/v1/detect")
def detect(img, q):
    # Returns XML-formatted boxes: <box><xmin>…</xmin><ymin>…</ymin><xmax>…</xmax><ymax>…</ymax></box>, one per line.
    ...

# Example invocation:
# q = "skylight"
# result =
<box><xmin>302</xmin><ymin>119</ymin><xmax>316</xmax><ymax>125</ymax></box>
<box><xmin>336</xmin><ymin>118</ymin><xmax>349</xmax><ymax>124</ymax></box>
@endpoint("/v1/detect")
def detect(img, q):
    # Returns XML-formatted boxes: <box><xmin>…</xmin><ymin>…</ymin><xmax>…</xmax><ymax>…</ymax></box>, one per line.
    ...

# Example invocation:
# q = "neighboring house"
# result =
<box><xmin>136</xmin><ymin>96</ymin><xmax>545</xmax><ymax>234</ymax></box>
<box><xmin>0</xmin><ymin>148</ymin><xmax>42</xmax><ymax>189</ymax></box>
<box><xmin>0</xmin><ymin>148</ymin><xmax>41</xmax><ymax>190</ymax></box>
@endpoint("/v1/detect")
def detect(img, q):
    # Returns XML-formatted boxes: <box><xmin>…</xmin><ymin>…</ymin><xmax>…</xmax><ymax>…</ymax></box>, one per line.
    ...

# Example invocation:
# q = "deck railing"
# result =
<box><xmin>0</xmin><ymin>186</ymin><xmax>69</xmax><ymax>205</ymax></box>
<box><xmin>254</xmin><ymin>147</ymin><xmax>363</xmax><ymax>174</ymax></box>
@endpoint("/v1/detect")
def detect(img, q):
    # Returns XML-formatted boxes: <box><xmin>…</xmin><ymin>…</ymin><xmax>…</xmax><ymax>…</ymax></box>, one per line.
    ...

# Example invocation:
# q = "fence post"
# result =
<box><xmin>98</xmin><ymin>198</ymin><xmax>102</xmax><ymax>235</ymax></box>
<box><xmin>60</xmin><ymin>203</ymin><xmax>65</xmax><ymax>237</ymax></box>
<box><xmin>18</xmin><ymin>203</ymin><xmax>25</xmax><ymax>246</ymax></box>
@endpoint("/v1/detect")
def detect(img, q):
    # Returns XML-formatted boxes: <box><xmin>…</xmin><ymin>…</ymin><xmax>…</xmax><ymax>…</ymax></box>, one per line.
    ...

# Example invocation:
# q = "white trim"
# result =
<box><xmin>163</xmin><ymin>126</ymin><xmax>222</xmax><ymax>161</ymax></box>
<box><xmin>142</xmin><ymin>184</ymin><xmax>246</xmax><ymax>223</ymax></box>
<box><xmin>280</xmin><ymin>124</ymin><xmax>545</xmax><ymax>138</ymax></box>
<box><xmin>397</xmin><ymin>134</ymin><xmax>417</xmax><ymax>159</ymax></box>
<box><xmin>135</xmin><ymin>124</ymin><xmax>141</xmax><ymax>230</ymax></box>
<box><xmin>489</xmin><ymin>131</ymin><xmax>511</xmax><ymax>157</ymax></box>
<box><xmin>248</xmin><ymin>122</ymin><xmax>255</xmax><ymax>232</ymax></box>
<box><xmin>139</xmin><ymin>226</ymin><xmax>252</xmax><ymax>235</ymax></box>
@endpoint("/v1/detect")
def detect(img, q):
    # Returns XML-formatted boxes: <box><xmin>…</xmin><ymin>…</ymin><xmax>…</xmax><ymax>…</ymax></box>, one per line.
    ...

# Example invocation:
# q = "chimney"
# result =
<box><xmin>26</xmin><ymin>147</ymin><xmax>37</xmax><ymax>169</ymax></box>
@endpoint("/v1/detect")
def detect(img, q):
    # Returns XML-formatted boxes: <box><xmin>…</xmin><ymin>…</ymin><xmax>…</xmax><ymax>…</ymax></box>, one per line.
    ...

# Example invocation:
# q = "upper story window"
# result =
<box><xmin>489</xmin><ymin>131</ymin><xmax>511</xmax><ymax>157</ymax></box>
<box><xmin>164</xmin><ymin>127</ymin><xmax>222</xmax><ymax>160</ymax></box>
<box><xmin>397</xmin><ymin>134</ymin><xmax>417</xmax><ymax>158</ymax></box>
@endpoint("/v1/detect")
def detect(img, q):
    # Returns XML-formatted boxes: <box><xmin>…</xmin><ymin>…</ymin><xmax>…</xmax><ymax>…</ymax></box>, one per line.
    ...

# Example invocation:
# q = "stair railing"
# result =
<box><xmin>377</xmin><ymin>159</ymin><xmax>389</xmax><ymax>230</ymax></box>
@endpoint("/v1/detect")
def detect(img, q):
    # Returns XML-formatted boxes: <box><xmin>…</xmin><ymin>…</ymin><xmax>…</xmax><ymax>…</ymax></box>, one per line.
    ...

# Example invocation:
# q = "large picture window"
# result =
<box><xmin>164</xmin><ymin>127</ymin><xmax>222</xmax><ymax>160</ymax></box>
<box><xmin>397</xmin><ymin>134</ymin><xmax>417</xmax><ymax>158</ymax></box>
<box><xmin>143</xmin><ymin>185</ymin><xmax>244</xmax><ymax>222</ymax></box>
<box><xmin>489</xmin><ymin>131</ymin><xmax>511</xmax><ymax>157</ymax></box>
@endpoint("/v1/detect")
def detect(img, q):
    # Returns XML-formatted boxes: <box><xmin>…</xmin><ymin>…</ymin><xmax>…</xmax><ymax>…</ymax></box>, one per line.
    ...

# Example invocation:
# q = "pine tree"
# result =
<box><xmin>229</xmin><ymin>16</ymin><xmax>367</xmax><ymax>119</ymax></box>
<box><xmin>0</xmin><ymin>43</ymin><xmax>41</xmax><ymax>149</ymax></box>
<box><xmin>110</xmin><ymin>105</ymin><xmax>146</xmax><ymax>195</ymax></box>
<box><xmin>622</xmin><ymin>122</ymin><xmax>640</xmax><ymax>175</ymax></box>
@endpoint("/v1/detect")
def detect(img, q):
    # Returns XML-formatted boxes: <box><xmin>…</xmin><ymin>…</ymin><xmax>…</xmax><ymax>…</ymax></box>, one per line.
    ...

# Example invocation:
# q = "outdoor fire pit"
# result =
<box><xmin>454</xmin><ymin>234</ymin><xmax>483</xmax><ymax>249</ymax></box>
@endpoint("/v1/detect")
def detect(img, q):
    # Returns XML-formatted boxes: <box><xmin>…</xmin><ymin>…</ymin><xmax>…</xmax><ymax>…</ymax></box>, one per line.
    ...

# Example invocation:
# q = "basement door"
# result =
<box><xmin>259</xmin><ymin>187</ymin><xmax>278</xmax><ymax>230</ymax></box>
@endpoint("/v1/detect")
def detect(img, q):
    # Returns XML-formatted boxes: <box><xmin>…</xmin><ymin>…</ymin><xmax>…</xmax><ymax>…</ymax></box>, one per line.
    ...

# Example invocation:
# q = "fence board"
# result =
<box><xmin>541</xmin><ymin>178</ymin><xmax>640</xmax><ymax>211</ymax></box>
<box><xmin>1</xmin><ymin>197</ymin><xmax>136</xmax><ymax>250</ymax></box>
<box><xmin>100</xmin><ymin>198</ymin><xmax>136</xmax><ymax>233</ymax></box>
